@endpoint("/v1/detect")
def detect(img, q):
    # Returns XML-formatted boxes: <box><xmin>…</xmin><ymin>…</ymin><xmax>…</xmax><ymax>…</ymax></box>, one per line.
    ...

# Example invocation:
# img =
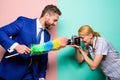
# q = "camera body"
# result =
<box><xmin>67</xmin><ymin>35</ymin><xmax>80</xmax><ymax>46</ymax></box>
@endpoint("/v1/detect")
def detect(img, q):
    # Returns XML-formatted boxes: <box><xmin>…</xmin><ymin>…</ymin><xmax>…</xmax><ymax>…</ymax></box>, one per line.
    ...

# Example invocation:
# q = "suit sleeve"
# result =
<box><xmin>0</xmin><ymin>16</ymin><xmax>24</xmax><ymax>50</ymax></box>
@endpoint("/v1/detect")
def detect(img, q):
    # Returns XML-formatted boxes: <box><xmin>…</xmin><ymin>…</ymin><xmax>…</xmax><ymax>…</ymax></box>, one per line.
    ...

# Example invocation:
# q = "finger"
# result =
<box><xmin>24</xmin><ymin>52</ymin><xmax>28</xmax><ymax>54</ymax></box>
<box><xmin>24</xmin><ymin>50</ymin><xmax>30</xmax><ymax>54</ymax></box>
<box><xmin>20</xmin><ymin>51</ymin><xmax>25</xmax><ymax>54</ymax></box>
<box><xmin>25</xmin><ymin>47</ymin><xmax>31</xmax><ymax>53</ymax></box>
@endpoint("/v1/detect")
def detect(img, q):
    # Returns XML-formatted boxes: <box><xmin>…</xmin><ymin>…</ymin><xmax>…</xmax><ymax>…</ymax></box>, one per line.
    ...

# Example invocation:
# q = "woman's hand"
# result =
<box><xmin>71</xmin><ymin>44</ymin><xmax>85</xmax><ymax>53</ymax></box>
<box><xmin>71</xmin><ymin>44</ymin><xmax>80</xmax><ymax>49</ymax></box>
<box><xmin>71</xmin><ymin>44</ymin><xmax>85</xmax><ymax>63</ymax></box>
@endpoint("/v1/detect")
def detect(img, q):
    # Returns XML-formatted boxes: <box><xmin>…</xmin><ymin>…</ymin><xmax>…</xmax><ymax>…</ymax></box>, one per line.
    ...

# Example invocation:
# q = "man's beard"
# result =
<box><xmin>45</xmin><ymin>22</ymin><xmax>51</xmax><ymax>30</ymax></box>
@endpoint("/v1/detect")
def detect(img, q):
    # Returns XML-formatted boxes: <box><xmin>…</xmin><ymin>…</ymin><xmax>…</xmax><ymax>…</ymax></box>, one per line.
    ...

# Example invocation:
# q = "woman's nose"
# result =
<box><xmin>80</xmin><ymin>38</ymin><xmax>83</xmax><ymax>42</ymax></box>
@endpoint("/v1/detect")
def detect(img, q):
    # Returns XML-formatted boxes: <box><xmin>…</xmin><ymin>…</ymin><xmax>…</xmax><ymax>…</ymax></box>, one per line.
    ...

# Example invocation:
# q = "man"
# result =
<box><xmin>0</xmin><ymin>4</ymin><xmax>61</xmax><ymax>80</ymax></box>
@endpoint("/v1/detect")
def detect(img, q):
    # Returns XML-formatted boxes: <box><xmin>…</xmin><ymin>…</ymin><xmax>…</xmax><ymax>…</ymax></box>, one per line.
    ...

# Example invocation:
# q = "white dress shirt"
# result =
<box><xmin>36</xmin><ymin>19</ymin><xmax>44</xmax><ymax>44</ymax></box>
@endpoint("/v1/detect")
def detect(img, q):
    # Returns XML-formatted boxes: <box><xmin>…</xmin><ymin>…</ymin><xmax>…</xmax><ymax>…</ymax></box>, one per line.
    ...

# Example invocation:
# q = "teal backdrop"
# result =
<box><xmin>57</xmin><ymin>0</ymin><xmax>120</xmax><ymax>80</ymax></box>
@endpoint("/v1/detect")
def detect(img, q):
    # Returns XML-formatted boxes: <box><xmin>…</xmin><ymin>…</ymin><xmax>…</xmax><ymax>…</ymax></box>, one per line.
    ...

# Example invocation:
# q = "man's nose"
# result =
<box><xmin>54</xmin><ymin>22</ymin><xmax>57</xmax><ymax>25</ymax></box>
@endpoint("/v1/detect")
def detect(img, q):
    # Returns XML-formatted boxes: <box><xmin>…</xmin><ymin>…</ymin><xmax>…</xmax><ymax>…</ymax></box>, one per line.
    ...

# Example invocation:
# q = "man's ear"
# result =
<box><xmin>45</xmin><ymin>12</ymin><xmax>50</xmax><ymax>18</ymax></box>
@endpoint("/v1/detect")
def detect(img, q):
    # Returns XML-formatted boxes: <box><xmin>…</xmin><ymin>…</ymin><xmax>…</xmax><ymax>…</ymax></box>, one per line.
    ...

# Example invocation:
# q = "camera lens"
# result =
<box><xmin>67</xmin><ymin>36</ymin><xmax>80</xmax><ymax>45</ymax></box>
<box><xmin>74</xmin><ymin>37</ymin><xmax>80</xmax><ymax>46</ymax></box>
<box><xmin>67</xmin><ymin>39</ymin><xmax>71</xmax><ymax>45</ymax></box>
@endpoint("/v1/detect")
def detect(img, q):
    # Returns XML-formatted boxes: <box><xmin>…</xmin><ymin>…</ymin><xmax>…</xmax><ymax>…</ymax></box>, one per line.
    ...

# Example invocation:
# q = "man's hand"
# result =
<box><xmin>14</xmin><ymin>44</ymin><xmax>31</xmax><ymax>54</ymax></box>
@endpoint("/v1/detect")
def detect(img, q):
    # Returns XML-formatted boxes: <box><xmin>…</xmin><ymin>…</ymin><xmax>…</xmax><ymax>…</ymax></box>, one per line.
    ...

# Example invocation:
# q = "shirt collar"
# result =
<box><xmin>87</xmin><ymin>37</ymin><xmax>96</xmax><ymax>52</ymax></box>
<box><xmin>93</xmin><ymin>37</ymin><xmax>97</xmax><ymax>49</ymax></box>
<box><xmin>37</xmin><ymin>18</ymin><xmax>42</xmax><ymax>29</ymax></box>
<box><xmin>93</xmin><ymin>37</ymin><xmax>96</xmax><ymax>48</ymax></box>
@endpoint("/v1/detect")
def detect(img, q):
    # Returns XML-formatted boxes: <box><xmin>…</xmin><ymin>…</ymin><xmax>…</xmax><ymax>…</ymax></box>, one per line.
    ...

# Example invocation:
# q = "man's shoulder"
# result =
<box><xmin>17</xmin><ymin>16</ymin><xmax>36</xmax><ymax>21</ymax></box>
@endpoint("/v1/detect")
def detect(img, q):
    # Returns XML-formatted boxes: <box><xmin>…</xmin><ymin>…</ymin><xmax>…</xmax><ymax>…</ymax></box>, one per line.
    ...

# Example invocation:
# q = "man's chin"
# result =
<box><xmin>46</xmin><ymin>27</ymin><xmax>51</xmax><ymax>30</ymax></box>
<box><xmin>45</xmin><ymin>25</ymin><xmax>50</xmax><ymax>30</ymax></box>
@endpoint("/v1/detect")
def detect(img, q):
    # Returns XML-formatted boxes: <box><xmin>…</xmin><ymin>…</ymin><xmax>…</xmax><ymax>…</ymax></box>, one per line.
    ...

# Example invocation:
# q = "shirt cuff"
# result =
<box><xmin>7</xmin><ymin>42</ymin><xmax>19</xmax><ymax>53</ymax></box>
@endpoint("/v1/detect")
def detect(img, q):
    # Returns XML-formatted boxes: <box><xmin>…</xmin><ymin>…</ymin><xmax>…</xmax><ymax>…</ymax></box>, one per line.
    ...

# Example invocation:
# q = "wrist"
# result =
<box><xmin>39</xmin><ymin>78</ymin><xmax>45</xmax><ymax>80</ymax></box>
<box><xmin>7</xmin><ymin>42</ymin><xmax>19</xmax><ymax>53</ymax></box>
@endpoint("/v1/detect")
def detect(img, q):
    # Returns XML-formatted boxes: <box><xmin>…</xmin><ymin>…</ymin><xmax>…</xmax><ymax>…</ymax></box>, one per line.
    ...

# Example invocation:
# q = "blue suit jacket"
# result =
<box><xmin>0</xmin><ymin>16</ymin><xmax>50</xmax><ymax>80</ymax></box>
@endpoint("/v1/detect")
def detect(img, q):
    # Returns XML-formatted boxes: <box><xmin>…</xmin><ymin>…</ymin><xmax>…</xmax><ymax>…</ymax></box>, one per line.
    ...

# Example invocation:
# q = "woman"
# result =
<box><xmin>72</xmin><ymin>25</ymin><xmax>120</xmax><ymax>80</ymax></box>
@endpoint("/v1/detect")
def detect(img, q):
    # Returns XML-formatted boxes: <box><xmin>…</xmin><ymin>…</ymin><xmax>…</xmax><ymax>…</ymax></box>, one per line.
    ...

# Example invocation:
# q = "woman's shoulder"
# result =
<box><xmin>97</xmin><ymin>37</ymin><xmax>107</xmax><ymax>41</ymax></box>
<box><xmin>97</xmin><ymin>37</ymin><xmax>109</xmax><ymax>44</ymax></box>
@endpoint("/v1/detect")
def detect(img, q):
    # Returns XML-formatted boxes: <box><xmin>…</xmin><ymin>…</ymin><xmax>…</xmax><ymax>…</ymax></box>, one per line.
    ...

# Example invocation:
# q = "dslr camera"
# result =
<box><xmin>67</xmin><ymin>35</ymin><xmax>80</xmax><ymax>46</ymax></box>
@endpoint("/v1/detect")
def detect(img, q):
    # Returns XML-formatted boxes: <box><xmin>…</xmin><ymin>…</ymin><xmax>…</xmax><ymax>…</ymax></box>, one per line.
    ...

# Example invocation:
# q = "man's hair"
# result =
<box><xmin>41</xmin><ymin>4</ymin><xmax>61</xmax><ymax>17</ymax></box>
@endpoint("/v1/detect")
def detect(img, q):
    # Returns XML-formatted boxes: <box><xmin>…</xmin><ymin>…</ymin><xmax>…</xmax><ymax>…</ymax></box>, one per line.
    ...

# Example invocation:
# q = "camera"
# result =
<box><xmin>67</xmin><ymin>35</ymin><xmax>80</xmax><ymax>46</ymax></box>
